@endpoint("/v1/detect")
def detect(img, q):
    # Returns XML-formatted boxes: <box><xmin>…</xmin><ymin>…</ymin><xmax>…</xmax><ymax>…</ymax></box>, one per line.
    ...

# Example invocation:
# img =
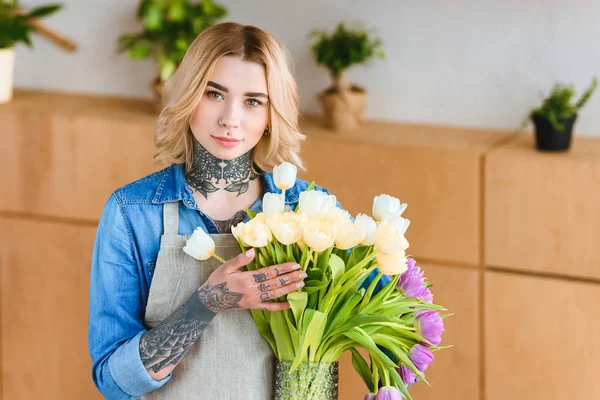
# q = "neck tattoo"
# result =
<box><xmin>185</xmin><ymin>140</ymin><xmax>258</xmax><ymax>199</ymax></box>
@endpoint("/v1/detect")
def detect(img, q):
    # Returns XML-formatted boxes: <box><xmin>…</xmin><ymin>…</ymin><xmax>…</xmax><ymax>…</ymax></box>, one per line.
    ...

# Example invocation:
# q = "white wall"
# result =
<box><xmin>14</xmin><ymin>0</ymin><xmax>600</xmax><ymax>136</ymax></box>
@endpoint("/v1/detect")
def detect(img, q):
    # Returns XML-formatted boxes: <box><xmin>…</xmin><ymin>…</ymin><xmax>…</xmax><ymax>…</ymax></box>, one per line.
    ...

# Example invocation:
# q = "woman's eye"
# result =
<box><xmin>208</xmin><ymin>91</ymin><xmax>223</xmax><ymax>99</ymax></box>
<box><xmin>246</xmin><ymin>98</ymin><xmax>262</xmax><ymax>107</ymax></box>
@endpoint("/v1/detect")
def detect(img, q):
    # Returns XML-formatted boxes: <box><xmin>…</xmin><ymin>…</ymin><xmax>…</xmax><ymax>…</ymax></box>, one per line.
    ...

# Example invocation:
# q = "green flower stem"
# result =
<box><xmin>213</xmin><ymin>254</ymin><xmax>226</xmax><ymax>263</ymax></box>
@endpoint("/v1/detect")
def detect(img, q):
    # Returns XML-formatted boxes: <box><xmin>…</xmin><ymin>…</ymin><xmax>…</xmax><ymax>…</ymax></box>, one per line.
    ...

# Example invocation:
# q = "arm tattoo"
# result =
<box><xmin>253</xmin><ymin>273</ymin><xmax>267</xmax><ymax>282</ymax></box>
<box><xmin>185</xmin><ymin>139</ymin><xmax>258</xmax><ymax>199</ymax></box>
<box><xmin>139</xmin><ymin>290</ymin><xmax>216</xmax><ymax>373</ymax></box>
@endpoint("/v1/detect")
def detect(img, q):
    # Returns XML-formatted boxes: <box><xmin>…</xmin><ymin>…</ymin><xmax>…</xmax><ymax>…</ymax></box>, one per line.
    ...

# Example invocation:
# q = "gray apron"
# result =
<box><xmin>142</xmin><ymin>202</ymin><xmax>274</xmax><ymax>399</ymax></box>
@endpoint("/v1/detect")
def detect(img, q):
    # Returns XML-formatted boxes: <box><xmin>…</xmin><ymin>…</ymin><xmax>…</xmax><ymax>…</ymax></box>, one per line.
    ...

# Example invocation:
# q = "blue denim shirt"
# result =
<box><xmin>88</xmin><ymin>163</ymin><xmax>390</xmax><ymax>399</ymax></box>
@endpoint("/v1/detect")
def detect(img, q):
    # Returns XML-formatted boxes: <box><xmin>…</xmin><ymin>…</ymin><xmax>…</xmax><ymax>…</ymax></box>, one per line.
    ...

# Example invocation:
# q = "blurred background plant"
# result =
<box><xmin>309</xmin><ymin>21</ymin><xmax>385</xmax><ymax>92</ymax></box>
<box><xmin>0</xmin><ymin>0</ymin><xmax>63</xmax><ymax>49</ymax></box>
<box><xmin>117</xmin><ymin>0</ymin><xmax>227</xmax><ymax>89</ymax></box>
<box><xmin>521</xmin><ymin>76</ymin><xmax>598</xmax><ymax>131</ymax></box>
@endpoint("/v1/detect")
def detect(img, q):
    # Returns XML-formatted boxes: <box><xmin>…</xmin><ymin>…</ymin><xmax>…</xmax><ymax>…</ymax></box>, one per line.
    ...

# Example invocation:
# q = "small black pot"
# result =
<box><xmin>531</xmin><ymin>113</ymin><xmax>577</xmax><ymax>152</ymax></box>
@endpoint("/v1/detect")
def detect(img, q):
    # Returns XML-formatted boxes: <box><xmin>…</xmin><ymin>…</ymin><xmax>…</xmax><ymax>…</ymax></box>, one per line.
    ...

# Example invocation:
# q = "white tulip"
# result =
<box><xmin>303</xmin><ymin>215</ymin><xmax>336</xmax><ymax>252</ymax></box>
<box><xmin>387</xmin><ymin>216</ymin><xmax>411</xmax><ymax>236</ymax></box>
<box><xmin>374</xmin><ymin>220</ymin><xmax>410</xmax><ymax>255</ymax></box>
<box><xmin>263</xmin><ymin>192</ymin><xmax>285</xmax><ymax>215</ymax></box>
<box><xmin>355</xmin><ymin>213</ymin><xmax>378</xmax><ymax>245</ymax></box>
<box><xmin>183</xmin><ymin>227</ymin><xmax>216</xmax><ymax>260</ymax></box>
<box><xmin>231</xmin><ymin>213</ymin><xmax>272</xmax><ymax>248</ymax></box>
<box><xmin>326</xmin><ymin>208</ymin><xmax>364</xmax><ymax>250</ymax></box>
<box><xmin>273</xmin><ymin>162</ymin><xmax>297</xmax><ymax>191</ymax></box>
<box><xmin>372</xmin><ymin>194</ymin><xmax>407</xmax><ymax>222</ymax></box>
<box><xmin>376</xmin><ymin>251</ymin><xmax>409</xmax><ymax>276</ymax></box>
<box><xmin>268</xmin><ymin>212</ymin><xmax>306</xmax><ymax>245</ymax></box>
<box><xmin>298</xmin><ymin>190</ymin><xmax>337</xmax><ymax>217</ymax></box>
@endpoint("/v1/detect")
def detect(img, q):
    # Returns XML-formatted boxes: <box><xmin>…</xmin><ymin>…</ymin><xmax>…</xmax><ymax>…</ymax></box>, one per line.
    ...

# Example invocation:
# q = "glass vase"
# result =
<box><xmin>274</xmin><ymin>361</ymin><xmax>339</xmax><ymax>400</ymax></box>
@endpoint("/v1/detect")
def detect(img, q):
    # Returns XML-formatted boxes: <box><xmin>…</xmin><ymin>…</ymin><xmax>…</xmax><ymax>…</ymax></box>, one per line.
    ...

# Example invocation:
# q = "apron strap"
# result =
<box><xmin>163</xmin><ymin>202</ymin><xmax>180</xmax><ymax>235</ymax></box>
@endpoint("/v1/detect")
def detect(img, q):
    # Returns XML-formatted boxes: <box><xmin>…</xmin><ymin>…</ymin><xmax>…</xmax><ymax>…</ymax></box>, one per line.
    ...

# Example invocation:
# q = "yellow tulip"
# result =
<box><xmin>376</xmin><ymin>251</ymin><xmax>409</xmax><ymax>275</ymax></box>
<box><xmin>303</xmin><ymin>215</ymin><xmax>336</xmax><ymax>252</ymax></box>
<box><xmin>268</xmin><ymin>212</ymin><xmax>306</xmax><ymax>245</ymax></box>
<box><xmin>374</xmin><ymin>220</ymin><xmax>410</xmax><ymax>255</ymax></box>
<box><xmin>232</xmin><ymin>213</ymin><xmax>272</xmax><ymax>247</ymax></box>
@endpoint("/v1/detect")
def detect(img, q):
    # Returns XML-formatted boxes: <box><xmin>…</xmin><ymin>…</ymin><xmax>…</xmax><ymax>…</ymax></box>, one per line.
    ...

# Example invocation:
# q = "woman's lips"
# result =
<box><xmin>212</xmin><ymin>135</ymin><xmax>242</xmax><ymax>148</ymax></box>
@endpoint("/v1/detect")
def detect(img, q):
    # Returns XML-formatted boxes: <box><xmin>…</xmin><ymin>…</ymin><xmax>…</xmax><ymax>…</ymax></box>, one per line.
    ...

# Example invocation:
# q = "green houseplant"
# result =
<box><xmin>0</xmin><ymin>0</ymin><xmax>63</xmax><ymax>103</ymax></box>
<box><xmin>117</xmin><ymin>0</ymin><xmax>227</xmax><ymax>104</ymax></box>
<box><xmin>520</xmin><ymin>76</ymin><xmax>598</xmax><ymax>151</ymax></box>
<box><xmin>309</xmin><ymin>21</ymin><xmax>385</xmax><ymax>132</ymax></box>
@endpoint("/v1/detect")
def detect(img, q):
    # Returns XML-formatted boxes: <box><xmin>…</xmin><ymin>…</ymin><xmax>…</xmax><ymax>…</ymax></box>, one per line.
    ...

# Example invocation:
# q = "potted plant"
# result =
<box><xmin>117</xmin><ymin>0</ymin><xmax>227</xmax><ymax>107</ymax></box>
<box><xmin>0</xmin><ymin>0</ymin><xmax>63</xmax><ymax>104</ymax></box>
<box><xmin>520</xmin><ymin>76</ymin><xmax>598</xmax><ymax>151</ymax></box>
<box><xmin>309</xmin><ymin>21</ymin><xmax>385</xmax><ymax>132</ymax></box>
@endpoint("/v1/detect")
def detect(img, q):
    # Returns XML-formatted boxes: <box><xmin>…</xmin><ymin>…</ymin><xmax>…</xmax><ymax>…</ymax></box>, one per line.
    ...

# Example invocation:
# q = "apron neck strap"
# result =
<box><xmin>163</xmin><ymin>202</ymin><xmax>180</xmax><ymax>235</ymax></box>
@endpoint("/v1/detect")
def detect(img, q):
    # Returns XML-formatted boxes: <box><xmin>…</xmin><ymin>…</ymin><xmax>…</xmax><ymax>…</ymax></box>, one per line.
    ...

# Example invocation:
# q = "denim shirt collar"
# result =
<box><xmin>151</xmin><ymin>163</ymin><xmax>299</xmax><ymax>208</ymax></box>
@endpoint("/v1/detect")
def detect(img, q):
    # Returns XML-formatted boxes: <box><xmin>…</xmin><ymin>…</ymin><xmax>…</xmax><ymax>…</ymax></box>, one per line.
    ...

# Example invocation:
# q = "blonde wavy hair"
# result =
<box><xmin>153</xmin><ymin>22</ymin><xmax>306</xmax><ymax>173</ymax></box>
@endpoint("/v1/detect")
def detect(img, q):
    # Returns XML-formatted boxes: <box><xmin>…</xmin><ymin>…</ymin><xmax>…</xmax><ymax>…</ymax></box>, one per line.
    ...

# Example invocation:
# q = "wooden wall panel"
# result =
<box><xmin>485</xmin><ymin>270</ymin><xmax>600</xmax><ymax>400</ymax></box>
<box><xmin>338</xmin><ymin>263</ymin><xmax>480</xmax><ymax>400</ymax></box>
<box><xmin>485</xmin><ymin>134</ymin><xmax>600</xmax><ymax>279</ymax></box>
<box><xmin>299</xmin><ymin>115</ymin><xmax>512</xmax><ymax>266</ymax></box>
<box><xmin>0</xmin><ymin>110</ymin><xmax>159</xmax><ymax>221</ymax></box>
<box><xmin>0</xmin><ymin>216</ymin><xmax>103</xmax><ymax>400</ymax></box>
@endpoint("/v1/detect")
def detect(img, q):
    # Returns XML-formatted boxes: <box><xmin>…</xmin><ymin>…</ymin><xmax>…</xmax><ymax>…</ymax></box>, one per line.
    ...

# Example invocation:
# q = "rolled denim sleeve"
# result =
<box><xmin>89</xmin><ymin>194</ymin><xmax>171</xmax><ymax>399</ymax></box>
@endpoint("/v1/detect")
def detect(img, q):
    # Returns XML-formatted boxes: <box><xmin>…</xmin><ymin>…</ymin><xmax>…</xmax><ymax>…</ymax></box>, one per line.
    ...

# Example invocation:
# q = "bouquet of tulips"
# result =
<box><xmin>183</xmin><ymin>162</ymin><xmax>448</xmax><ymax>400</ymax></box>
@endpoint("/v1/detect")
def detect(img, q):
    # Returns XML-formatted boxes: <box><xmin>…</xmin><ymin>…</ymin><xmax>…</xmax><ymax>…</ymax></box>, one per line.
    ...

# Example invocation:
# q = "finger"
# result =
<box><xmin>249</xmin><ymin>262</ymin><xmax>300</xmax><ymax>283</ymax></box>
<box><xmin>261</xmin><ymin>280</ymin><xmax>305</xmax><ymax>301</ymax></box>
<box><xmin>258</xmin><ymin>301</ymin><xmax>291</xmax><ymax>312</ymax></box>
<box><xmin>256</xmin><ymin>271</ymin><xmax>307</xmax><ymax>292</ymax></box>
<box><xmin>222</xmin><ymin>248</ymin><xmax>255</xmax><ymax>273</ymax></box>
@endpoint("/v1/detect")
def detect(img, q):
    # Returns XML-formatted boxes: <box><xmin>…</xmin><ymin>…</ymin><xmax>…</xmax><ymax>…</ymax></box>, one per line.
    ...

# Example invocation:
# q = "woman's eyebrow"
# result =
<box><xmin>207</xmin><ymin>81</ymin><xmax>269</xmax><ymax>99</ymax></box>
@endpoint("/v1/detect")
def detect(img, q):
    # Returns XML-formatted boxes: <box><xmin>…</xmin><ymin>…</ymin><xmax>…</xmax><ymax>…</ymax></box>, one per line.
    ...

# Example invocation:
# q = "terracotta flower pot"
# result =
<box><xmin>318</xmin><ymin>72</ymin><xmax>366</xmax><ymax>132</ymax></box>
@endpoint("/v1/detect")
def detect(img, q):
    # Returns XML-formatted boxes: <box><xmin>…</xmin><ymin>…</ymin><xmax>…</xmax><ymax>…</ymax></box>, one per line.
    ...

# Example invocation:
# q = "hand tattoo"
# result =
<box><xmin>185</xmin><ymin>140</ymin><xmax>258</xmax><ymax>199</ymax></box>
<box><xmin>258</xmin><ymin>283</ymin><xmax>269</xmax><ymax>292</ymax></box>
<box><xmin>197</xmin><ymin>281</ymin><xmax>243</xmax><ymax>313</ymax></box>
<box><xmin>279</xmin><ymin>278</ymin><xmax>287</xmax><ymax>286</ymax></box>
<box><xmin>260</xmin><ymin>292</ymin><xmax>270</xmax><ymax>301</ymax></box>
<box><xmin>253</xmin><ymin>273</ymin><xmax>267</xmax><ymax>282</ymax></box>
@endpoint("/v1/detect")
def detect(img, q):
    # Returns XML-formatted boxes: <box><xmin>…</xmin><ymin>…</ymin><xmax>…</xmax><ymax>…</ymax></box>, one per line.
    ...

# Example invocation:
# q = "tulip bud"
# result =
<box><xmin>263</xmin><ymin>192</ymin><xmax>285</xmax><ymax>215</ymax></box>
<box><xmin>374</xmin><ymin>221</ymin><xmax>410</xmax><ymax>255</ymax></box>
<box><xmin>355</xmin><ymin>213</ymin><xmax>377</xmax><ymax>245</ymax></box>
<box><xmin>273</xmin><ymin>162</ymin><xmax>297</xmax><ymax>191</ymax></box>
<box><xmin>372</xmin><ymin>194</ymin><xmax>407</xmax><ymax>222</ymax></box>
<box><xmin>298</xmin><ymin>190</ymin><xmax>337</xmax><ymax>216</ymax></box>
<box><xmin>374</xmin><ymin>386</ymin><xmax>403</xmax><ymax>400</ymax></box>
<box><xmin>183</xmin><ymin>227</ymin><xmax>216</xmax><ymax>260</ymax></box>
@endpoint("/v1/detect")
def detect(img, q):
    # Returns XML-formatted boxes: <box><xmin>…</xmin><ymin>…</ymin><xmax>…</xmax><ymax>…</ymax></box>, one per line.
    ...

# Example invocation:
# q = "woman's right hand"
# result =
<box><xmin>198</xmin><ymin>248</ymin><xmax>307</xmax><ymax>312</ymax></box>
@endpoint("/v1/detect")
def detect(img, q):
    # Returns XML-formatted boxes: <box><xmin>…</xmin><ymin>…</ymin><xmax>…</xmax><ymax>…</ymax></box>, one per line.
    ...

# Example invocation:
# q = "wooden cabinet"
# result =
<box><xmin>0</xmin><ymin>216</ymin><xmax>103</xmax><ymax>400</ymax></box>
<box><xmin>485</xmin><ymin>270</ymin><xmax>600</xmax><ymax>400</ymax></box>
<box><xmin>0</xmin><ymin>90</ymin><xmax>158</xmax><ymax>221</ymax></box>
<box><xmin>338</xmin><ymin>263</ymin><xmax>481</xmax><ymax>400</ymax></box>
<box><xmin>300</xmin><ymin>116</ymin><xmax>512</xmax><ymax>267</ymax></box>
<box><xmin>485</xmin><ymin>134</ymin><xmax>600</xmax><ymax>279</ymax></box>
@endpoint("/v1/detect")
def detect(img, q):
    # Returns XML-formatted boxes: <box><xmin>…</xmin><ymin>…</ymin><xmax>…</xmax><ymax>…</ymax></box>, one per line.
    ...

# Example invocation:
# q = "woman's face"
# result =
<box><xmin>190</xmin><ymin>55</ymin><xmax>270</xmax><ymax>160</ymax></box>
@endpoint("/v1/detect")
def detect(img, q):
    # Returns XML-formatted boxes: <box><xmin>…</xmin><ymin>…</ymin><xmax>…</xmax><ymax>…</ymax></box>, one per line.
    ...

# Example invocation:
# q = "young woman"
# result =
<box><xmin>88</xmin><ymin>22</ymin><xmax>387</xmax><ymax>399</ymax></box>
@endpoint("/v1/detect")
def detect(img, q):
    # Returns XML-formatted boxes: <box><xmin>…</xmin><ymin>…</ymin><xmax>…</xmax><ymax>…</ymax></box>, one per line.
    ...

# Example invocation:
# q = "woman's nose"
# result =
<box><xmin>219</xmin><ymin>105</ymin><xmax>240</xmax><ymax>129</ymax></box>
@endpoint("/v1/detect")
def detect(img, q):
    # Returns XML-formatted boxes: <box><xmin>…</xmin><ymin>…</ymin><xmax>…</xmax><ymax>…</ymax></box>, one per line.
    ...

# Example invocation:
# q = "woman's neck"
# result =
<box><xmin>185</xmin><ymin>140</ymin><xmax>258</xmax><ymax>200</ymax></box>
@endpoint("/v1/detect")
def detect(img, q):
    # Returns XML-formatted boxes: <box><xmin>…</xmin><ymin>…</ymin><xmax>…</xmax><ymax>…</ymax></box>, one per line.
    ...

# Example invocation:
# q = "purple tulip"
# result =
<box><xmin>398</xmin><ymin>344</ymin><xmax>435</xmax><ymax>386</ymax></box>
<box><xmin>398</xmin><ymin>364</ymin><xmax>417</xmax><ymax>386</ymax></box>
<box><xmin>410</xmin><ymin>344</ymin><xmax>434</xmax><ymax>372</ymax></box>
<box><xmin>415</xmin><ymin>310</ymin><xmax>445</xmax><ymax>346</ymax></box>
<box><xmin>374</xmin><ymin>386</ymin><xmax>403</xmax><ymax>400</ymax></box>
<box><xmin>397</xmin><ymin>258</ymin><xmax>433</xmax><ymax>303</ymax></box>
<box><xmin>364</xmin><ymin>393</ymin><xmax>376</xmax><ymax>400</ymax></box>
